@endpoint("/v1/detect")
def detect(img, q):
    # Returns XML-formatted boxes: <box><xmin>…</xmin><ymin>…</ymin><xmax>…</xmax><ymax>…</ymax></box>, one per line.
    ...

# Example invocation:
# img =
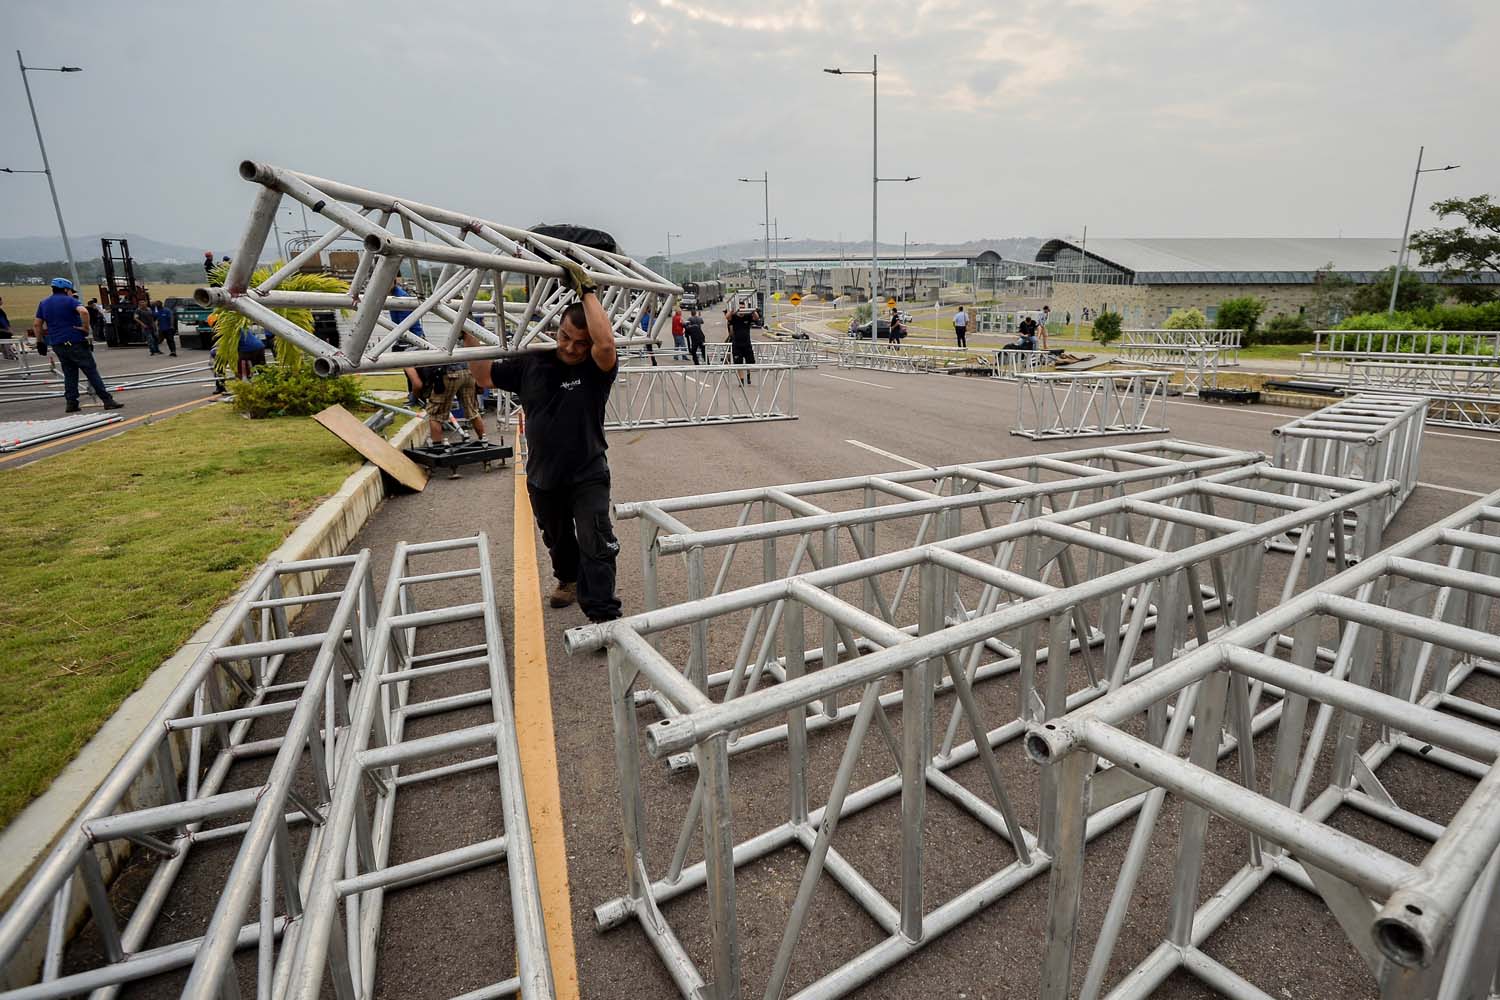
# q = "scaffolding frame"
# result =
<box><xmin>563</xmin><ymin>467</ymin><xmax>1397</xmax><ymax>1000</ymax></box>
<box><xmin>0</xmin><ymin>553</ymin><xmax>378</xmax><ymax>999</ymax></box>
<box><xmin>1029</xmin><ymin>490</ymin><xmax>1500</xmax><ymax>1000</ymax></box>
<box><xmin>200</xmin><ymin>161</ymin><xmax>677</xmax><ymax>377</ymax></box>
<box><xmin>605</xmin><ymin>364</ymin><xmax>797</xmax><ymax>430</ymax></box>
<box><xmin>1012</xmin><ymin>370</ymin><xmax>1170</xmax><ymax>440</ymax></box>
<box><xmin>281</xmin><ymin>535</ymin><xmax>554</xmax><ymax>1000</ymax></box>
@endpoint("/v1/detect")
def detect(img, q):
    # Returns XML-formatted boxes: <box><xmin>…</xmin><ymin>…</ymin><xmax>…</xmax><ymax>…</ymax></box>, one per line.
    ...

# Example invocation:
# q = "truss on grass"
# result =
<box><xmin>564</xmin><ymin>463</ymin><xmax>1397</xmax><ymax>1000</ymax></box>
<box><xmin>281</xmin><ymin>535</ymin><xmax>554</xmax><ymax>1000</ymax></box>
<box><xmin>1299</xmin><ymin>329</ymin><xmax>1500</xmax><ymax>379</ymax></box>
<box><xmin>1272</xmin><ymin>393</ymin><xmax>1426</xmax><ymax>560</ymax></box>
<box><xmin>0</xmin><ymin>553</ymin><xmax>377</xmax><ymax>999</ymax></box>
<box><xmin>1029</xmin><ymin>490</ymin><xmax>1500</xmax><ymax>1000</ymax></box>
<box><xmin>1118</xmin><ymin>329</ymin><xmax>1242</xmax><ymax>366</ymax></box>
<box><xmin>604</xmin><ymin>364</ymin><xmax>797</xmax><ymax>430</ymax></box>
<box><xmin>1012</xmin><ymin>370</ymin><xmax>1170</xmax><ymax>439</ymax></box>
<box><xmin>200</xmin><ymin>161</ymin><xmax>678</xmax><ymax>377</ymax></box>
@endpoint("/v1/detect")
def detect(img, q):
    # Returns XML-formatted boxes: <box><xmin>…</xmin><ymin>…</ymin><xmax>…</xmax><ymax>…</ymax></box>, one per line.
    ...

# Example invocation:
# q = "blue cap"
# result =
<box><xmin>50</xmin><ymin>277</ymin><xmax>74</xmax><ymax>291</ymax></box>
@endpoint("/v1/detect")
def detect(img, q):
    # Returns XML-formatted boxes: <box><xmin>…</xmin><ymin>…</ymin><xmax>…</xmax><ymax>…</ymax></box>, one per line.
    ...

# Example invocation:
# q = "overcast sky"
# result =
<box><xmin>2</xmin><ymin>0</ymin><xmax>1495</xmax><ymax>260</ymax></box>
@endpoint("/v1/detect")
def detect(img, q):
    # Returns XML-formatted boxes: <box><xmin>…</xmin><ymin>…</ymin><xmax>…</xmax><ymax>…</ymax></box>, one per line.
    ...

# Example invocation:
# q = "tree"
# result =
<box><xmin>1306</xmin><ymin>262</ymin><xmax>1355</xmax><ymax>327</ymax></box>
<box><xmin>1410</xmin><ymin>193</ymin><xmax>1500</xmax><ymax>302</ymax></box>
<box><xmin>208</xmin><ymin>261</ymin><xmax>349</xmax><ymax>375</ymax></box>
<box><xmin>1092</xmin><ymin>310</ymin><xmax>1122</xmax><ymax>344</ymax></box>
<box><xmin>1216</xmin><ymin>296</ymin><xmax>1264</xmax><ymax>333</ymax></box>
<box><xmin>1163</xmin><ymin>307</ymin><xmax>1208</xmax><ymax>329</ymax></box>
<box><xmin>1349</xmin><ymin>266</ymin><xmax>1440</xmax><ymax>315</ymax></box>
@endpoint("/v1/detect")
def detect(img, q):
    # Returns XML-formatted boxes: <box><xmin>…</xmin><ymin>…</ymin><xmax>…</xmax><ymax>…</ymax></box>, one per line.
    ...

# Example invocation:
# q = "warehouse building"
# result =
<box><xmin>1038</xmin><ymin>236</ymin><xmax>1497</xmax><ymax>328</ymax></box>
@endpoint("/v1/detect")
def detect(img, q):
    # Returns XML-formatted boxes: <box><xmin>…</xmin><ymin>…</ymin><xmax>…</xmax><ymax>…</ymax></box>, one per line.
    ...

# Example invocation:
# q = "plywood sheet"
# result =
<box><xmin>313</xmin><ymin>404</ymin><xmax>428</xmax><ymax>492</ymax></box>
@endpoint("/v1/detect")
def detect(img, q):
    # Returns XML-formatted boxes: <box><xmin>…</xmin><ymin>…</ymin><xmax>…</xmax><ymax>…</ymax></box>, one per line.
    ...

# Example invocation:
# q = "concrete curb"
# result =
<box><xmin>0</xmin><ymin>415</ymin><xmax>426</xmax><ymax>952</ymax></box>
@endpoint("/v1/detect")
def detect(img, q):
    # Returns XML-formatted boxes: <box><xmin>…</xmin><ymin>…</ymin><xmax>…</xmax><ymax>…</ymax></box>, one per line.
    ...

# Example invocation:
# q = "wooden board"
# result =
<box><xmin>313</xmin><ymin>404</ymin><xmax>429</xmax><ymax>492</ymax></box>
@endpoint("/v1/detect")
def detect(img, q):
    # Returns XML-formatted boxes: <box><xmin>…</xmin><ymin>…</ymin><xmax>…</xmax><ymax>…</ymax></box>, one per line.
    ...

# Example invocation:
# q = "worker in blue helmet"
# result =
<box><xmin>33</xmin><ymin>278</ymin><xmax>122</xmax><ymax>412</ymax></box>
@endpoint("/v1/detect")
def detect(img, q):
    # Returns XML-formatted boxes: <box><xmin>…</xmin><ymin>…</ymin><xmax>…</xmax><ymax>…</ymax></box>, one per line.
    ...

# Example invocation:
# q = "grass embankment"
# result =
<box><xmin>0</xmin><ymin>404</ymin><xmax>391</xmax><ymax>826</ymax></box>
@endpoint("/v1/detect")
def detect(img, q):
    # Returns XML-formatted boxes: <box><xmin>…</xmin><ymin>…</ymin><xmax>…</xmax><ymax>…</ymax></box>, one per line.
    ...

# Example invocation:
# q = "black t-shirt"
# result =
<box><xmin>491</xmin><ymin>352</ymin><xmax>617</xmax><ymax>488</ymax></box>
<box><xmin>727</xmin><ymin>312</ymin><xmax>754</xmax><ymax>344</ymax></box>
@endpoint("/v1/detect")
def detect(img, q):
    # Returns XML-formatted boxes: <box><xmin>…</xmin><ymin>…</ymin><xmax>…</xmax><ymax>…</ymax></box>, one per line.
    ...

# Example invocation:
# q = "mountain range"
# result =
<box><xmin>668</xmin><ymin>237</ymin><xmax>1045</xmax><ymax>263</ymax></box>
<box><xmin>0</xmin><ymin>234</ymin><xmax>220</xmax><ymax>264</ymax></box>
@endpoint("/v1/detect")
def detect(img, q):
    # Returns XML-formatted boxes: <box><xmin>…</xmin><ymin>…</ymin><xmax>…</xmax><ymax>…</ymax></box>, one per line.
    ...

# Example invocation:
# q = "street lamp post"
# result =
<box><xmin>1389</xmin><ymin>145</ymin><xmax>1460</xmax><ymax>314</ymax></box>
<box><xmin>738</xmin><ymin>172</ymin><xmax>771</xmax><ymax>317</ymax></box>
<box><xmin>15</xmin><ymin>51</ymin><xmax>84</xmax><ymax>291</ymax></box>
<box><xmin>665</xmin><ymin>231</ymin><xmax>682</xmax><ymax>285</ymax></box>
<box><xmin>824</xmin><ymin>55</ymin><xmax>919</xmax><ymax>312</ymax></box>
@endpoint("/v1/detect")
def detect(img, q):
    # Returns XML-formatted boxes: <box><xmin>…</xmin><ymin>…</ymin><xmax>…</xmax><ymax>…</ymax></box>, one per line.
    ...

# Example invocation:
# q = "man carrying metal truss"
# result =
<box><xmin>472</xmin><ymin>259</ymin><xmax>623</xmax><ymax>622</ymax></box>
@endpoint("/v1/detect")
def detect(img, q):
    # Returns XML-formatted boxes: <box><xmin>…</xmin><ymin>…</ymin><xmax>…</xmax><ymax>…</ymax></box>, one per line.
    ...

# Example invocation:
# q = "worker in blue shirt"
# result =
<box><xmin>389</xmin><ymin>280</ymin><xmax>424</xmax><ymax>338</ymax></box>
<box><xmin>152</xmin><ymin>301</ymin><xmax>178</xmax><ymax>357</ymax></box>
<box><xmin>33</xmin><ymin>278</ymin><xmax>122</xmax><ymax>412</ymax></box>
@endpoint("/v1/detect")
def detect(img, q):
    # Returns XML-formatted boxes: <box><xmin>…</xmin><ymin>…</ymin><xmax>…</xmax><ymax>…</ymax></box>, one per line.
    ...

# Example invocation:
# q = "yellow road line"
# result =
<box><xmin>511</xmin><ymin>470</ymin><xmax>581</xmax><ymax>998</ymax></box>
<box><xmin>0</xmin><ymin>395</ymin><xmax>215</xmax><ymax>466</ymax></box>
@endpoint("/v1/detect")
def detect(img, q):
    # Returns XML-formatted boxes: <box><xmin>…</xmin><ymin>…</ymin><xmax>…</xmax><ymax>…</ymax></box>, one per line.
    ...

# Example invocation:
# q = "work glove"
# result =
<box><xmin>553</xmin><ymin>258</ymin><xmax>597</xmax><ymax>296</ymax></box>
<box><xmin>35</xmin><ymin>341</ymin><xmax>48</xmax><ymax>358</ymax></box>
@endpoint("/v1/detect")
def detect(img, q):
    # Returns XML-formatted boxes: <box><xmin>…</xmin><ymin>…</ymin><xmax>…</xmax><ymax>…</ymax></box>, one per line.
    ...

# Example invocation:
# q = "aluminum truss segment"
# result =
<box><xmin>1012</xmin><ymin>370</ymin><xmax>1170</xmax><ymax>439</ymax></box>
<box><xmin>283</xmin><ymin>534</ymin><xmax>554</xmax><ymax>1000</ymax></box>
<box><xmin>829</xmin><ymin>340</ymin><xmax>925</xmax><ymax>374</ymax></box>
<box><xmin>1118</xmin><ymin>328</ymin><xmax>1242</xmax><ymax>366</ymax></box>
<box><xmin>701</xmin><ymin>341</ymin><xmax>819</xmax><ymax>368</ymax></box>
<box><xmin>1299</xmin><ymin>329</ymin><xmax>1500</xmax><ymax>379</ymax></box>
<box><xmin>564</xmin><ymin>458</ymin><xmax>1399</xmax><ymax>1000</ymax></box>
<box><xmin>1029</xmin><ymin>491</ymin><xmax>1500</xmax><ymax>1000</ymax></box>
<box><xmin>202</xmin><ymin>161</ymin><xmax>679</xmax><ymax>377</ymax></box>
<box><xmin>605</xmin><ymin>364</ymin><xmax>797</xmax><ymax>430</ymax></box>
<box><xmin>0</xmin><ymin>554</ymin><xmax>378</xmax><ymax>1000</ymax></box>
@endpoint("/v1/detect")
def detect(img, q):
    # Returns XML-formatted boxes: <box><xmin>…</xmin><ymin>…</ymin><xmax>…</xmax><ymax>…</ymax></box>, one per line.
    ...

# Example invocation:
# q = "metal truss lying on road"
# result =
<box><xmin>565</xmin><ymin>460</ymin><xmax>1397</xmax><ymax>999</ymax></box>
<box><xmin>1118</xmin><ymin>329</ymin><xmax>1242</xmax><ymax>366</ymax></box>
<box><xmin>1272</xmin><ymin>393</ymin><xmax>1427</xmax><ymax>560</ymax></box>
<box><xmin>981</xmin><ymin>348</ymin><xmax>1052</xmax><ymax>380</ymax></box>
<box><xmin>201</xmin><ymin>161</ymin><xmax>676</xmax><ymax>377</ymax></box>
<box><xmin>0</xmin><ymin>553</ymin><xmax>377</xmax><ymax>999</ymax></box>
<box><xmin>1029</xmin><ymin>490</ymin><xmax>1500</xmax><ymax>1000</ymax></box>
<box><xmin>0</xmin><ymin>412</ymin><xmax>123</xmax><ymax>452</ymax></box>
<box><xmin>605</xmin><ymin>363</ymin><xmax>797</xmax><ymax>430</ymax></box>
<box><xmin>1012</xmin><ymin>370</ymin><xmax>1170</xmax><ymax>439</ymax></box>
<box><xmin>829</xmin><ymin>340</ymin><xmax>925</xmax><ymax>374</ymax></box>
<box><xmin>1343</xmin><ymin>360</ymin><xmax>1500</xmax><ymax>432</ymax></box>
<box><xmin>701</xmin><ymin>342</ymin><xmax>820</xmax><ymax>368</ymax></box>
<box><xmin>1299</xmin><ymin>329</ymin><xmax>1500</xmax><ymax>379</ymax></box>
<box><xmin>281</xmin><ymin>534</ymin><xmax>554</xmax><ymax>1000</ymax></box>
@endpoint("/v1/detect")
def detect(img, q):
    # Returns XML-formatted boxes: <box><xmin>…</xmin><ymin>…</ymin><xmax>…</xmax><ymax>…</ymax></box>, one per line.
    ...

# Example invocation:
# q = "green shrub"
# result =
<box><xmin>1216</xmin><ymin>296</ymin><xmax>1265</xmax><ymax>333</ymax></box>
<box><xmin>1249</xmin><ymin>312</ymin><xmax>1315</xmax><ymax>345</ymax></box>
<box><xmin>1336</xmin><ymin>301</ymin><xmax>1500</xmax><ymax>332</ymax></box>
<box><xmin>1092</xmin><ymin>310</ymin><xmax>1123</xmax><ymax>344</ymax></box>
<box><xmin>502</xmin><ymin>285</ymin><xmax>529</xmax><ymax>303</ymax></box>
<box><xmin>852</xmin><ymin>303</ymin><xmax>873</xmax><ymax>324</ymax></box>
<box><xmin>229</xmin><ymin>366</ymin><xmax>364</xmax><ymax>418</ymax></box>
<box><xmin>1163</xmin><ymin>308</ymin><xmax>1208</xmax><ymax>330</ymax></box>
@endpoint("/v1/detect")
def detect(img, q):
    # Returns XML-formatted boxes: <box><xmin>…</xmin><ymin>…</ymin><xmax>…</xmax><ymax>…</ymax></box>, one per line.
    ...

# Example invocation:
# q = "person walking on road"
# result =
<box><xmin>952</xmin><ymin>305</ymin><xmax>969</xmax><ymax>348</ymax></box>
<box><xmin>152</xmin><ymin>301</ymin><xmax>178</xmax><ymax>357</ymax></box>
<box><xmin>33</xmin><ymin>278</ymin><xmax>122</xmax><ymax>413</ymax></box>
<box><xmin>670</xmin><ymin>305</ymin><xmax>687</xmax><ymax>361</ymax></box>
<box><xmin>470</xmin><ymin>259</ymin><xmax>622</xmax><ymax>624</ymax></box>
<box><xmin>726</xmin><ymin>300</ymin><xmax>759</xmax><ymax>383</ymax></box>
<box><xmin>684</xmin><ymin>308</ymin><xmax>707</xmax><ymax>365</ymax></box>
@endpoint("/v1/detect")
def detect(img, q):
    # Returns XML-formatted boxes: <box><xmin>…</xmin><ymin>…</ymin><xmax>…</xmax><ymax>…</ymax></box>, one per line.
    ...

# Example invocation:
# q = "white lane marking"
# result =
<box><xmin>1426</xmin><ymin>429</ymin><xmax>1500</xmax><ymax>444</ymax></box>
<box><xmin>1415</xmin><ymin>482</ymin><xmax>1489</xmax><ymax>498</ymax></box>
<box><xmin>821</xmin><ymin>373</ymin><xmax>895</xmax><ymax>390</ymax></box>
<box><xmin>845</xmin><ymin>439</ymin><xmax>928</xmax><ymax>470</ymax></box>
<box><xmin>1171</xmin><ymin>399</ymin><xmax>1500</xmax><ymax>445</ymax></box>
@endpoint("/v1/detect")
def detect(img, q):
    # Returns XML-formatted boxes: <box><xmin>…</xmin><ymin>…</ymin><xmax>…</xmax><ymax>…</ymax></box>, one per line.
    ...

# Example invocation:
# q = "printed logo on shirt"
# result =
<box><xmin>560</xmin><ymin>378</ymin><xmax>583</xmax><ymax>390</ymax></box>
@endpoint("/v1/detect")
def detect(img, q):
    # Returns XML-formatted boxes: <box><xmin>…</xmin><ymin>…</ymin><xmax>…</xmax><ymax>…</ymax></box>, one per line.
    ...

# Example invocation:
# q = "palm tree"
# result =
<box><xmin>208</xmin><ymin>262</ymin><xmax>349</xmax><ymax>375</ymax></box>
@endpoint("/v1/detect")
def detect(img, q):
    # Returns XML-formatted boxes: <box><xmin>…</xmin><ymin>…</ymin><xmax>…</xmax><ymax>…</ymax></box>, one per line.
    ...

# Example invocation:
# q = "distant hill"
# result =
<box><xmin>0</xmin><ymin>234</ymin><xmax>224</xmax><ymax>264</ymax></box>
<box><xmin>674</xmin><ymin>236</ymin><xmax>1046</xmax><ymax>264</ymax></box>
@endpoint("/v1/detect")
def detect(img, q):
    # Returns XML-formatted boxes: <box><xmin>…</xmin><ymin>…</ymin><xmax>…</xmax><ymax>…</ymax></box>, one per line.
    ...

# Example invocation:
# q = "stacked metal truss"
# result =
<box><xmin>1117</xmin><ymin>329</ymin><xmax>1242</xmax><ymax>367</ymax></box>
<box><xmin>1345</xmin><ymin>361</ymin><xmax>1500</xmax><ymax>432</ymax></box>
<box><xmin>0</xmin><ymin>362</ymin><xmax>218</xmax><ymax>406</ymax></box>
<box><xmin>199</xmin><ymin>161</ymin><xmax>678</xmax><ymax>377</ymax></box>
<box><xmin>0</xmin><ymin>539</ymin><xmax>554</xmax><ymax>1000</ymax></box>
<box><xmin>0</xmin><ymin>413</ymin><xmax>123</xmax><ymax>452</ymax></box>
<box><xmin>1272</xmin><ymin>392</ymin><xmax>1427</xmax><ymax>560</ymax></box>
<box><xmin>1299</xmin><ymin>329</ymin><xmax>1500</xmax><ymax>379</ymax></box>
<box><xmin>1012</xmin><ymin>370</ymin><xmax>1170</xmax><ymax>439</ymax></box>
<box><xmin>1028</xmin><ymin>489</ymin><xmax>1500</xmax><ymax>1000</ymax></box>
<box><xmin>567</xmin><ymin>446</ymin><xmax>1397</xmax><ymax>999</ymax></box>
<box><xmin>605</xmin><ymin>364</ymin><xmax>797</xmax><ymax>430</ymax></box>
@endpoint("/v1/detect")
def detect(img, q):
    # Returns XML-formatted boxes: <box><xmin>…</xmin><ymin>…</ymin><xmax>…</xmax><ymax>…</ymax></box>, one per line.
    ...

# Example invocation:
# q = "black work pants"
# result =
<box><xmin>688</xmin><ymin>335</ymin><xmax>706</xmax><ymax>365</ymax></box>
<box><xmin>53</xmin><ymin>342</ymin><xmax>112</xmax><ymax>405</ymax></box>
<box><xmin>955</xmin><ymin>326</ymin><xmax>967</xmax><ymax>347</ymax></box>
<box><xmin>528</xmin><ymin>470</ymin><xmax>622</xmax><ymax>621</ymax></box>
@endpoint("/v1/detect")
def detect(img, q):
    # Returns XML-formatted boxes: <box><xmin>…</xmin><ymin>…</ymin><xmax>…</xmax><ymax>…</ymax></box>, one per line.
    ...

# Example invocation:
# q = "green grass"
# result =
<box><xmin>0</xmin><ymin>405</ymin><xmax>396</xmax><ymax>826</ymax></box>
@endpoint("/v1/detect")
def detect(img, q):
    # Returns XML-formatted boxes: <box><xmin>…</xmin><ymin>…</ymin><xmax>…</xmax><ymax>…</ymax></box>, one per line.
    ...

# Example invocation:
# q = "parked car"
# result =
<box><xmin>850</xmin><ymin>320</ymin><xmax>902</xmax><ymax>340</ymax></box>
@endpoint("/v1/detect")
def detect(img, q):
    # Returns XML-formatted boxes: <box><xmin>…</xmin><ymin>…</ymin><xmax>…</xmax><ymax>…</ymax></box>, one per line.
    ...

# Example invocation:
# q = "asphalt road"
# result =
<box><xmin>54</xmin><ymin>313</ymin><xmax>1500</xmax><ymax>998</ymax></box>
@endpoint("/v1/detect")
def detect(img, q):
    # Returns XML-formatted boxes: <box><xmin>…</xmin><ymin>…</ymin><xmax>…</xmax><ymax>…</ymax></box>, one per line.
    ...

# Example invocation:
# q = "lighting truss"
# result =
<box><xmin>1300</xmin><ymin>329</ymin><xmax>1500</xmax><ymax>380</ymax></box>
<box><xmin>1118</xmin><ymin>329</ymin><xmax>1242</xmax><ymax>367</ymax></box>
<box><xmin>605</xmin><ymin>364</ymin><xmax>797</xmax><ymax>430</ymax></box>
<box><xmin>562</xmin><ymin>457</ymin><xmax>1397</xmax><ymax>999</ymax></box>
<box><xmin>1029</xmin><ymin>490</ymin><xmax>1500</xmax><ymax>1000</ymax></box>
<box><xmin>1012</xmin><ymin>370</ymin><xmax>1170</xmax><ymax>439</ymax></box>
<box><xmin>201</xmin><ymin>162</ymin><xmax>680</xmax><ymax>377</ymax></box>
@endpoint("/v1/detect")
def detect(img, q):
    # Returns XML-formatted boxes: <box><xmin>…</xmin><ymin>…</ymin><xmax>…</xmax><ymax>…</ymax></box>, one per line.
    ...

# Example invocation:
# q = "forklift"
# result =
<box><xmin>99</xmin><ymin>238</ymin><xmax>152</xmax><ymax>347</ymax></box>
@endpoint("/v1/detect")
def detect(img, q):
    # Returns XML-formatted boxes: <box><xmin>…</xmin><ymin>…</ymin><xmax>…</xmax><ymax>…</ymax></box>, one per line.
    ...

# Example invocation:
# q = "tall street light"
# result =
<box><xmin>738</xmin><ymin>172</ymin><xmax>770</xmax><ymax>314</ymax></box>
<box><xmin>1389</xmin><ymin>145</ymin><xmax>1460</xmax><ymax>314</ymax></box>
<box><xmin>824</xmin><ymin>55</ymin><xmax>919</xmax><ymax>310</ymax></box>
<box><xmin>665</xmin><ymin>231</ymin><xmax>683</xmax><ymax>285</ymax></box>
<box><xmin>16</xmin><ymin>51</ymin><xmax>84</xmax><ymax>291</ymax></box>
